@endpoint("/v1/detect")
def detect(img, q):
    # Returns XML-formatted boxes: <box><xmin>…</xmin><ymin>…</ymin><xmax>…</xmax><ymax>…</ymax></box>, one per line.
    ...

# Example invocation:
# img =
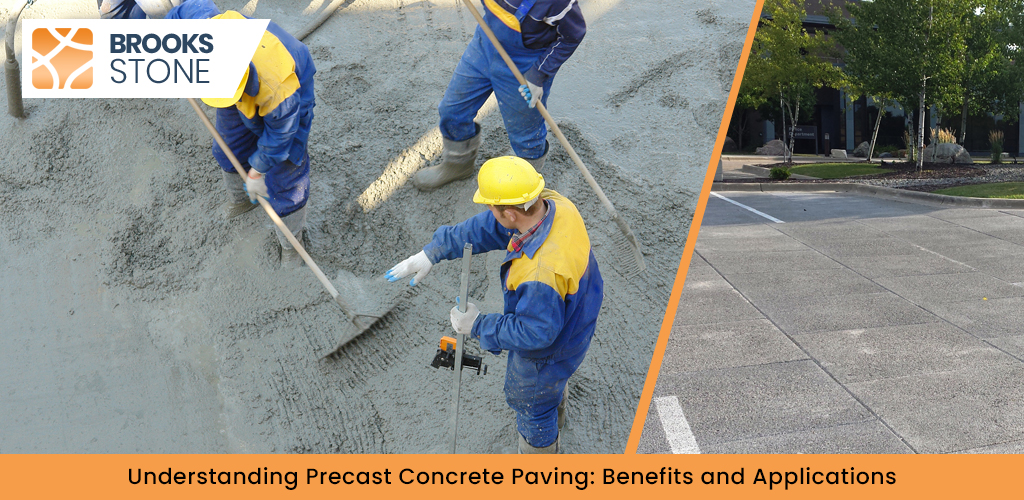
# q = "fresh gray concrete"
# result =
<box><xmin>640</xmin><ymin>190</ymin><xmax>1024</xmax><ymax>454</ymax></box>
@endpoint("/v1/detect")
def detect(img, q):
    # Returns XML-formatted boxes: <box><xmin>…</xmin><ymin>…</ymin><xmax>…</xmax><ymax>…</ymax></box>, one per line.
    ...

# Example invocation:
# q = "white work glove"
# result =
<box><xmin>518</xmin><ymin>82</ymin><xmax>543</xmax><ymax>109</ymax></box>
<box><xmin>450</xmin><ymin>300</ymin><xmax>480</xmax><ymax>335</ymax></box>
<box><xmin>136</xmin><ymin>0</ymin><xmax>181</xmax><ymax>18</ymax></box>
<box><xmin>386</xmin><ymin>250</ymin><xmax>434</xmax><ymax>286</ymax></box>
<box><xmin>245</xmin><ymin>169</ymin><xmax>268</xmax><ymax>203</ymax></box>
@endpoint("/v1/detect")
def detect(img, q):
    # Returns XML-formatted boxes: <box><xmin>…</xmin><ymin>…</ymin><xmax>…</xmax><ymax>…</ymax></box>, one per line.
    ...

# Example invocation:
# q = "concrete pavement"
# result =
<box><xmin>638</xmin><ymin>190</ymin><xmax>1024</xmax><ymax>454</ymax></box>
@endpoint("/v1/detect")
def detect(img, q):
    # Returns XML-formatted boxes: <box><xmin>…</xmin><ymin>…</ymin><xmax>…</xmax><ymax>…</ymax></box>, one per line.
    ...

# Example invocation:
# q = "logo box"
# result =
<box><xmin>21</xmin><ymin>19</ymin><xmax>267</xmax><ymax>99</ymax></box>
<box><xmin>31</xmin><ymin>27</ymin><xmax>94</xmax><ymax>90</ymax></box>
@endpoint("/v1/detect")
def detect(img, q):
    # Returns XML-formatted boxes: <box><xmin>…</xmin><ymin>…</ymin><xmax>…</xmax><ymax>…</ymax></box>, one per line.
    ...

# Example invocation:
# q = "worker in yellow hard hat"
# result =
<box><xmin>388</xmin><ymin>156</ymin><xmax>604</xmax><ymax>453</ymax></box>
<box><xmin>169</xmin><ymin>1</ymin><xmax>317</xmax><ymax>269</ymax></box>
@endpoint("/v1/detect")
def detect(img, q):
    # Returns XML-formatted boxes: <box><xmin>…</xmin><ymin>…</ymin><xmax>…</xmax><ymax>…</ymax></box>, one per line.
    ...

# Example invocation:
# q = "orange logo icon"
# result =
<box><xmin>30</xmin><ymin>27</ymin><xmax>93</xmax><ymax>90</ymax></box>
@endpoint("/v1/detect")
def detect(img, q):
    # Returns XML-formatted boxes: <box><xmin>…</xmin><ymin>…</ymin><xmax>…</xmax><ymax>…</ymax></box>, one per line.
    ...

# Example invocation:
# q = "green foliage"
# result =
<box><xmin>769</xmin><ymin>167</ymin><xmax>792</xmax><ymax>180</ymax></box>
<box><xmin>831</xmin><ymin>0</ymin><xmax>968</xmax><ymax>110</ymax></box>
<box><xmin>832</xmin><ymin>0</ymin><xmax>1024</xmax><ymax>147</ymax></box>
<box><xmin>943</xmin><ymin>0</ymin><xmax>1024</xmax><ymax>129</ymax></box>
<box><xmin>741</xmin><ymin>0</ymin><xmax>845</xmax><ymax>160</ymax></box>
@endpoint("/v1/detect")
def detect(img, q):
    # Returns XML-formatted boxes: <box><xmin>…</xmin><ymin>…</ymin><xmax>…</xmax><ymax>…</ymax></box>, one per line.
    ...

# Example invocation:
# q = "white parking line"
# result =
<box><xmin>710</xmin><ymin>192</ymin><xmax>785</xmax><ymax>223</ymax></box>
<box><xmin>654</xmin><ymin>396</ymin><xmax>701</xmax><ymax>454</ymax></box>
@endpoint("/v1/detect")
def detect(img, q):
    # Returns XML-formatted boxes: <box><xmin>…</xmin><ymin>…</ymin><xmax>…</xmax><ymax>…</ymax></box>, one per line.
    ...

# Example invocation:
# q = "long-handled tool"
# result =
<box><xmin>449</xmin><ymin>243</ymin><xmax>474</xmax><ymax>453</ymax></box>
<box><xmin>187</xmin><ymin>98</ymin><xmax>397</xmax><ymax>358</ymax></box>
<box><xmin>459</xmin><ymin>0</ymin><xmax>646</xmax><ymax>278</ymax></box>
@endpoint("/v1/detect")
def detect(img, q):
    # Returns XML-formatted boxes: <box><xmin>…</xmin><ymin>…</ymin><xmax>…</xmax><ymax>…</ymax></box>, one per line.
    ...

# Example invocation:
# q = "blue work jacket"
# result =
<box><xmin>423</xmin><ymin>190</ymin><xmax>603</xmax><ymax>361</ymax></box>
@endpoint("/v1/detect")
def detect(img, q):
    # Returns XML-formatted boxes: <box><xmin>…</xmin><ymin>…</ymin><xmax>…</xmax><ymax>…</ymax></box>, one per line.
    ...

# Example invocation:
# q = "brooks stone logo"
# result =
<box><xmin>31</xmin><ymin>27</ymin><xmax>94</xmax><ymax>90</ymax></box>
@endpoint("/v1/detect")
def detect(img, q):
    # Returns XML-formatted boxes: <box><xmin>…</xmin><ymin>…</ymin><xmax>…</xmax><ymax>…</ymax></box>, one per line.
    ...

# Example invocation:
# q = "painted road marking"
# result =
<box><xmin>710</xmin><ymin>192</ymin><xmax>785</xmax><ymax>223</ymax></box>
<box><xmin>654</xmin><ymin>396</ymin><xmax>701</xmax><ymax>454</ymax></box>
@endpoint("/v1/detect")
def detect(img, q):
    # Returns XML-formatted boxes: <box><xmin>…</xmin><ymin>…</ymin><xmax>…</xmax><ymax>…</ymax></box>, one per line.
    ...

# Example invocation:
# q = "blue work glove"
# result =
<box><xmin>451</xmin><ymin>297</ymin><xmax>480</xmax><ymax>335</ymax></box>
<box><xmin>386</xmin><ymin>250</ymin><xmax>433</xmax><ymax>286</ymax></box>
<box><xmin>245</xmin><ymin>169</ymin><xmax>268</xmax><ymax>203</ymax></box>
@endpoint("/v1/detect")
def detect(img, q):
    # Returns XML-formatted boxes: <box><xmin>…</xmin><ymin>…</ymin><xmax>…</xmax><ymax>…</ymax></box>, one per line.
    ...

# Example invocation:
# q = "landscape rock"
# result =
<box><xmin>923</xmin><ymin>142</ymin><xmax>973</xmax><ymax>164</ymax></box>
<box><xmin>755</xmin><ymin>139</ymin><xmax>789</xmax><ymax>156</ymax></box>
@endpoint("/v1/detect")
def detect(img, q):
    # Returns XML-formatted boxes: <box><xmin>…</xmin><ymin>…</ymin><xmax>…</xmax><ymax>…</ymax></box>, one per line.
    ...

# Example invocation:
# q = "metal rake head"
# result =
<box><xmin>612</xmin><ymin>229</ymin><xmax>647</xmax><ymax>280</ymax></box>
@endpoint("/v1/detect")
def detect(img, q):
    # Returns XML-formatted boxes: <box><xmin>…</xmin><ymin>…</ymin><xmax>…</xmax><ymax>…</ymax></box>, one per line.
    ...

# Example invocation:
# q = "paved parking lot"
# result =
<box><xmin>638</xmin><ymin>190</ymin><xmax>1024</xmax><ymax>454</ymax></box>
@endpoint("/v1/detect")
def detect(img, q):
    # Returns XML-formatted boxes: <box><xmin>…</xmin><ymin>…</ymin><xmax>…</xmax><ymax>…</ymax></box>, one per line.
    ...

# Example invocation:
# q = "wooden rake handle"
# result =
<box><xmin>459</xmin><ymin>0</ymin><xmax>622</xmax><ymax>223</ymax></box>
<box><xmin>186</xmin><ymin>98</ymin><xmax>353</xmax><ymax>317</ymax></box>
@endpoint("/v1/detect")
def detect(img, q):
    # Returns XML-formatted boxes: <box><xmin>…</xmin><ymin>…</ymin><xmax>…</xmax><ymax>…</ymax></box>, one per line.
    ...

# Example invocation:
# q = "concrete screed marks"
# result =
<box><xmin>0</xmin><ymin>0</ymin><xmax>755</xmax><ymax>452</ymax></box>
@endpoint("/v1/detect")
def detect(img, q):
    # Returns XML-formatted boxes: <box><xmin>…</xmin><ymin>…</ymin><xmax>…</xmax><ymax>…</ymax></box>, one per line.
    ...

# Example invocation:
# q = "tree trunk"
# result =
<box><xmin>867</xmin><ymin>99</ymin><xmax>884</xmax><ymax>162</ymax></box>
<box><xmin>788</xmin><ymin>95</ymin><xmax>800</xmax><ymax>164</ymax></box>
<box><xmin>909</xmin><ymin>113</ymin><xmax>917</xmax><ymax>160</ymax></box>
<box><xmin>733</xmin><ymin>109</ymin><xmax>747</xmax><ymax>151</ymax></box>
<box><xmin>917</xmin><ymin>82</ymin><xmax>927</xmax><ymax>171</ymax></box>
<box><xmin>779</xmin><ymin>90</ymin><xmax>787</xmax><ymax>162</ymax></box>
<box><xmin>918</xmin><ymin>5</ymin><xmax>933</xmax><ymax>172</ymax></box>
<box><xmin>959</xmin><ymin>91</ymin><xmax>969</xmax><ymax>145</ymax></box>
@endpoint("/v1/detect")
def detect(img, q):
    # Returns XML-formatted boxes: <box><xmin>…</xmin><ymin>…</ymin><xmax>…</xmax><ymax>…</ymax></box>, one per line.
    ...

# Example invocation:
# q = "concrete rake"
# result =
<box><xmin>187</xmin><ymin>98</ymin><xmax>401</xmax><ymax>360</ymax></box>
<box><xmin>460</xmin><ymin>0</ymin><xmax>647</xmax><ymax>278</ymax></box>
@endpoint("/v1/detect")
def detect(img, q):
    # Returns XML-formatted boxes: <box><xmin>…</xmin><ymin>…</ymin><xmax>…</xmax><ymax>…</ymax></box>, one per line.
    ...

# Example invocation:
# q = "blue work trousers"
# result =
<box><xmin>505</xmin><ymin>346</ymin><xmax>589</xmax><ymax>448</ymax></box>
<box><xmin>438</xmin><ymin>8</ymin><xmax>553</xmax><ymax>160</ymax></box>
<box><xmin>213</xmin><ymin>107</ymin><xmax>310</xmax><ymax>217</ymax></box>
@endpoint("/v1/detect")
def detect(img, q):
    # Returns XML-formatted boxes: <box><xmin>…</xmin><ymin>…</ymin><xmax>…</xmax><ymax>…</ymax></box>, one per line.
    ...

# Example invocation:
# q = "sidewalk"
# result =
<box><xmin>639</xmin><ymin>189</ymin><xmax>1024</xmax><ymax>454</ymax></box>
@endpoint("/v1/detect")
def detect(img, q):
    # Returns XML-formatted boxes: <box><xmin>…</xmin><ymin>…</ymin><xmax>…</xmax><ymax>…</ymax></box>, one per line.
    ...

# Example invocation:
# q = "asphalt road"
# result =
<box><xmin>639</xmin><ymin>190</ymin><xmax>1024</xmax><ymax>454</ymax></box>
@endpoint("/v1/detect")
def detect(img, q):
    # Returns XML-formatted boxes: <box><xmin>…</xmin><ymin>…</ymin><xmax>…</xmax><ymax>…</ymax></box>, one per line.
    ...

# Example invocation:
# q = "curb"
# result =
<box><xmin>720</xmin><ymin>155</ymin><xmax>869</xmax><ymax>163</ymax></box>
<box><xmin>711</xmin><ymin>182</ymin><xmax>1024</xmax><ymax>209</ymax></box>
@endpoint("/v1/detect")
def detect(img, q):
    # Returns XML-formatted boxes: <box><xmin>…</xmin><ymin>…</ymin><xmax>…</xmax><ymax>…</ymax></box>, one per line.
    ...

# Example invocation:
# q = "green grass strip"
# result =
<box><xmin>786</xmin><ymin>163</ymin><xmax>893</xmax><ymax>179</ymax></box>
<box><xmin>933</xmin><ymin>182</ymin><xmax>1024</xmax><ymax>199</ymax></box>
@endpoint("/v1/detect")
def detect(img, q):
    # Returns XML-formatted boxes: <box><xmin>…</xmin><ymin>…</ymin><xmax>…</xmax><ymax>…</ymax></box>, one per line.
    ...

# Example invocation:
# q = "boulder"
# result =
<box><xmin>830</xmin><ymin>149</ymin><xmax>848</xmax><ymax>159</ymax></box>
<box><xmin>755</xmin><ymin>139</ymin><xmax>789</xmax><ymax>156</ymax></box>
<box><xmin>922</xmin><ymin>143</ymin><xmax>973</xmax><ymax>164</ymax></box>
<box><xmin>722</xmin><ymin>136</ymin><xmax>738</xmax><ymax>152</ymax></box>
<box><xmin>852</xmin><ymin>141</ymin><xmax>871</xmax><ymax>157</ymax></box>
<box><xmin>879</xmin><ymin>152</ymin><xmax>893</xmax><ymax>158</ymax></box>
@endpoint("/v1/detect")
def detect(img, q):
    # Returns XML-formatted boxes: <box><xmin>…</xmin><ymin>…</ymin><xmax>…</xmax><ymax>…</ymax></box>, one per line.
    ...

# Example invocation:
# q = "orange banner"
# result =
<box><xmin>1</xmin><ymin>454</ymin><xmax>1021</xmax><ymax>498</ymax></box>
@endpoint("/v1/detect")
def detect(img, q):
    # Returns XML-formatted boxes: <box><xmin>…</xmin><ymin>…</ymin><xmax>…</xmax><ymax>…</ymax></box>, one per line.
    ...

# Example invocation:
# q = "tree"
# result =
<box><xmin>943</xmin><ymin>0</ymin><xmax>1024</xmax><ymax>145</ymax></box>
<box><xmin>742</xmin><ymin>0</ymin><xmax>845</xmax><ymax>162</ymax></box>
<box><xmin>730</xmin><ymin>82</ymin><xmax>766</xmax><ymax>152</ymax></box>
<box><xmin>833</xmin><ymin>0</ymin><xmax>972</xmax><ymax>170</ymax></box>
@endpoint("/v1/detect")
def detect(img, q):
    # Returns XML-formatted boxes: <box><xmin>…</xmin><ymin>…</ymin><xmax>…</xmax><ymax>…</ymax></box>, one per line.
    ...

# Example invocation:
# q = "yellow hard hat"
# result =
<box><xmin>201</xmin><ymin>11</ymin><xmax>249</xmax><ymax>108</ymax></box>
<box><xmin>473</xmin><ymin>156</ymin><xmax>545</xmax><ymax>206</ymax></box>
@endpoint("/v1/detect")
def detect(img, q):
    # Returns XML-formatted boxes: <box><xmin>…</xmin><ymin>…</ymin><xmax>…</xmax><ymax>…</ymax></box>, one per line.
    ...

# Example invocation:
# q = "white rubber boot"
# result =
<box><xmin>524</xmin><ymin>143</ymin><xmax>548</xmax><ymax>171</ymax></box>
<box><xmin>221</xmin><ymin>170</ymin><xmax>258</xmax><ymax>220</ymax></box>
<box><xmin>412</xmin><ymin>130</ymin><xmax>483</xmax><ymax>192</ymax></box>
<box><xmin>518</xmin><ymin>433</ymin><xmax>560</xmax><ymax>454</ymax></box>
<box><xmin>557</xmin><ymin>391</ymin><xmax>567</xmax><ymax>431</ymax></box>
<box><xmin>277</xmin><ymin>206</ymin><xmax>307</xmax><ymax>269</ymax></box>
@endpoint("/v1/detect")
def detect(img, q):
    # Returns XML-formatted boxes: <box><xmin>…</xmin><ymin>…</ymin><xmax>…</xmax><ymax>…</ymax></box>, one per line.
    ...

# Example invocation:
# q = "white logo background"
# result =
<box><xmin>22</xmin><ymin>19</ymin><xmax>268</xmax><ymax>98</ymax></box>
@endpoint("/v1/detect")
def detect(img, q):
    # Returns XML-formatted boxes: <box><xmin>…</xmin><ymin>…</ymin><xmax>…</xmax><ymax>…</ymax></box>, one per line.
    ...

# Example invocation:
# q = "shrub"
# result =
<box><xmin>769</xmin><ymin>167</ymin><xmax>791</xmax><ymax>180</ymax></box>
<box><xmin>930</xmin><ymin>127</ymin><xmax>957</xmax><ymax>144</ymax></box>
<box><xmin>990</xmin><ymin>130</ymin><xmax>1004</xmax><ymax>164</ymax></box>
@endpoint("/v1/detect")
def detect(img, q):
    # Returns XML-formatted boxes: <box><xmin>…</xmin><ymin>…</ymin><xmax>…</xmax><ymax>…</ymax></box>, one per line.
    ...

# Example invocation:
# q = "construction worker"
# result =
<box><xmin>99</xmin><ymin>0</ymin><xmax>182</xmax><ymax>19</ymax></box>
<box><xmin>388</xmin><ymin>156</ymin><xmax>603</xmax><ymax>453</ymax></box>
<box><xmin>411</xmin><ymin>0</ymin><xmax>586</xmax><ymax>191</ymax></box>
<box><xmin>166</xmin><ymin>0</ymin><xmax>317</xmax><ymax>268</ymax></box>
